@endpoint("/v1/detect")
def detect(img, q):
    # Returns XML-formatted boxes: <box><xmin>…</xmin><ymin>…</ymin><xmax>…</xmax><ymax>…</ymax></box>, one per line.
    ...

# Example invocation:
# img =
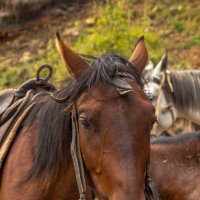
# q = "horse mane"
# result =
<box><xmin>151</xmin><ymin>130</ymin><xmax>200</xmax><ymax>145</ymax></box>
<box><xmin>25</xmin><ymin>53</ymin><xmax>143</xmax><ymax>183</ymax></box>
<box><xmin>169</xmin><ymin>71</ymin><xmax>200</xmax><ymax>113</ymax></box>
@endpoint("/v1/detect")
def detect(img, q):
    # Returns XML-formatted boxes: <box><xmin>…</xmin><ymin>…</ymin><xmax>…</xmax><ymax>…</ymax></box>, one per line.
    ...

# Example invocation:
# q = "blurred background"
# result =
<box><xmin>0</xmin><ymin>0</ymin><xmax>199</xmax><ymax>89</ymax></box>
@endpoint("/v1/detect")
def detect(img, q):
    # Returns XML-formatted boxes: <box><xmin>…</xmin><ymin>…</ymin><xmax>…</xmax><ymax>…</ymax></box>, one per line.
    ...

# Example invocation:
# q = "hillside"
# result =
<box><xmin>0</xmin><ymin>0</ymin><xmax>199</xmax><ymax>89</ymax></box>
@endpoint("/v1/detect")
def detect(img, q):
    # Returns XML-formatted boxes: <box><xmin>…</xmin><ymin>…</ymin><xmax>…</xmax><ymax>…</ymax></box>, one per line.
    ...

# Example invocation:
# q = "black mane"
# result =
<box><xmin>151</xmin><ymin>130</ymin><xmax>200</xmax><ymax>145</ymax></box>
<box><xmin>26</xmin><ymin>54</ymin><xmax>143</xmax><ymax>182</ymax></box>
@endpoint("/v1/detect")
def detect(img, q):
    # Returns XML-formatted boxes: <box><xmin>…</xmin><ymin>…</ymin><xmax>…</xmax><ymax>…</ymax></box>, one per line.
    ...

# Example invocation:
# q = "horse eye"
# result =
<box><xmin>149</xmin><ymin>94</ymin><xmax>156</xmax><ymax>101</ymax></box>
<box><xmin>79</xmin><ymin>118</ymin><xmax>91</xmax><ymax>129</ymax></box>
<box><xmin>149</xmin><ymin>95</ymin><xmax>154</xmax><ymax>101</ymax></box>
<box><xmin>143</xmin><ymin>88</ymin><xmax>155</xmax><ymax>101</ymax></box>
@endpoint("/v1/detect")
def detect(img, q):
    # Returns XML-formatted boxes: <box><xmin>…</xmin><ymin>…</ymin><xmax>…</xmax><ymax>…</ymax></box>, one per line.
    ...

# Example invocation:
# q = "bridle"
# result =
<box><xmin>69</xmin><ymin>74</ymin><xmax>159</xmax><ymax>200</ymax></box>
<box><xmin>152</xmin><ymin>70</ymin><xmax>175</xmax><ymax>136</ymax></box>
<box><xmin>71</xmin><ymin>104</ymin><xmax>88</xmax><ymax>200</ymax></box>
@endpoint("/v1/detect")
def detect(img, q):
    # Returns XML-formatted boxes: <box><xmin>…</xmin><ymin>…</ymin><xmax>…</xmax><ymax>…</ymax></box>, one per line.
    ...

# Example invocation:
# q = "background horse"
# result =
<box><xmin>150</xmin><ymin>130</ymin><xmax>200</xmax><ymax>200</ymax></box>
<box><xmin>0</xmin><ymin>34</ymin><xmax>156</xmax><ymax>200</ymax></box>
<box><xmin>145</xmin><ymin>54</ymin><xmax>200</xmax><ymax>135</ymax></box>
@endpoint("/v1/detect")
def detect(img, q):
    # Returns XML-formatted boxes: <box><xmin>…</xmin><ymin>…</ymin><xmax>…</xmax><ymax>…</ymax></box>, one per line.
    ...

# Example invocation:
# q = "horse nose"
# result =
<box><xmin>110</xmin><ymin>189</ymin><xmax>145</xmax><ymax>200</ymax></box>
<box><xmin>109</xmin><ymin>177</ymin><xmax>146</xmax><ymax>200</ymax></box>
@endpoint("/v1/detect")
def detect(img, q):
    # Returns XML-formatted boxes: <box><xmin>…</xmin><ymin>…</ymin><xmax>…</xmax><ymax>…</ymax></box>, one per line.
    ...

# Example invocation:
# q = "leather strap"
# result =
<box><xmin>0</xmin><ymin>90</ymin><xmax>35</xmax><ymax>169</ymax></box>
<box><xmin>144</xmin><ymin>163</ymin><xmax>159</xmax><ymax>200</ymax></box>
<box><xmin>71</xmin><ymin>104</ymin><xmax>88</xmax><ymax>200</ymax></box>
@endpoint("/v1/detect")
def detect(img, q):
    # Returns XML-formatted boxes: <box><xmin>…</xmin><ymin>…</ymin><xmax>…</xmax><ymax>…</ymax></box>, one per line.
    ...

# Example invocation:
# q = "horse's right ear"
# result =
<box><xmin>152</xmin><ymin>53</ymin><xmax>168</xmax><ymax>79</ymax></box>
<box><xmin>56</xmin><ymin>32</ymin><xmax>89</xmax><ymax>79</ymax></box>
<box><xmin>129</xmin><ymin>36</ymin><xmax>148</xmax><ymax>76</ymax></box>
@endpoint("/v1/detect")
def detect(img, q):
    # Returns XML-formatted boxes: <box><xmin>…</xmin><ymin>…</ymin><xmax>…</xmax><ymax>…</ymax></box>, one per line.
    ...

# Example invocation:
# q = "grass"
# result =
<box><xmin>0</xmin><ymin>0</ymin><xmax>200</xmax><ymax>89</ymax></box>
<box><xmin>74</xmin><ymin>1</ymin><xmax>163</xmax><ymax>59</ymax></box>
<box><xmin>181</xmin><ymin>33</ymin><xmax>200</xmax><ymax>49</ymax></box>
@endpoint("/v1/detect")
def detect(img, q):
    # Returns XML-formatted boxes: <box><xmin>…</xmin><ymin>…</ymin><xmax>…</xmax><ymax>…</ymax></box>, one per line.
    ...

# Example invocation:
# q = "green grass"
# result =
<box><xmin>181</xmin><ymin>33</ymin><xmax>200</xmax><ymax>49</ymax></box>
<box><xmin>1</xmin><ymin>0</ymin><xmax>200</xmax><ymax>89</ymax></box>
<box><xmin>74</xmin><ymin>1</ymin><xmax>163</xmax><ymax>60</ymax></box>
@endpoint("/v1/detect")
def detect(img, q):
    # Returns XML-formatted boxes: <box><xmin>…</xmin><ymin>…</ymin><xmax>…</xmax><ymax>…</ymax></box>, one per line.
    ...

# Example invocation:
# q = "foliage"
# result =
<box><xmin>182</xmin><ymin>33</ymin><xmax>200</xmax><ymax>49</ymax></box>
<box><xmin>0</xmin><ymin>0</ymin><xmax>200</xmax><ymax>89</ymax></box>
<box><xmin>74</xmin><ymin>0</ymin><xmax>163</xmax><ymax>62</ymax></box>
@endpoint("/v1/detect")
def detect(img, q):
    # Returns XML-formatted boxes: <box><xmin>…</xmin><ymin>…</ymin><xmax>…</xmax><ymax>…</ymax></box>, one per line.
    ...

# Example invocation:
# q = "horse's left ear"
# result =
<box><xmin>56</xmin><ymin>32</ymin><xmax>89</xmax><ymax>79</ymax></box>
<box><xmin>143</xmin><ymin>60</ymin><xmax>154</xmax><ymax>81</ymax></box>
<box><xmin>151</xmin><ymin>53</ymin><xmax>168</xmax><ymax>79</ymax></box>
<box><xmin>129</xmin><ymin>36</ymin><xmax>148</xmax><ymax>76</ymax></box>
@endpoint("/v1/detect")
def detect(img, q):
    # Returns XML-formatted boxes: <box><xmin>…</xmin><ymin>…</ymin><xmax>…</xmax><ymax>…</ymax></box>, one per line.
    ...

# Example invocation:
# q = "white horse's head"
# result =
<box><xmin>144</xmin><ymin>54</ymin><xmax>177</xmax><ymax>135</ymax></box>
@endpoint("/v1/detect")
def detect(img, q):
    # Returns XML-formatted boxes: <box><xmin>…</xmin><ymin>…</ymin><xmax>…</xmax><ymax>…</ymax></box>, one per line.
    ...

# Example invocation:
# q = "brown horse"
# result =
<box><xmin>150</xmin><ymin>131</ymin><xmax>200</xmax><ymax>200</ymax></box>
<box><xmin>0</xmin><ymin>34</ymin><xmax>156</xmax><ymax>200</ymax></box>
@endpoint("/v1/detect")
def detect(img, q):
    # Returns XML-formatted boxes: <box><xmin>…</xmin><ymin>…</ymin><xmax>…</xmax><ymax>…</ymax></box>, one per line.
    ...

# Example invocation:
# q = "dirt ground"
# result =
<box><xmin>0</xmin><ymin>1</ymin><xmax>93</xmax><ymax>70</ymax></box>
<box><xmin>1</xmin><ymin>1</ymin><xmax>200</xmax><ymax>70</ymax></box>
<box><xmin>0</xmin><ymin>1</ymin><xmax>200</xmax><ymax>71</ymax></box>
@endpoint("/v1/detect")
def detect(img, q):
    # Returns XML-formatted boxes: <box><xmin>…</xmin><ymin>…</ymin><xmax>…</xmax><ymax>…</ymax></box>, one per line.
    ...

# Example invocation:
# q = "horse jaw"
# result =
<box><xmin>147</xmin><ymin>82</ymin><xmax>177</xmax><ymax>136</ymax></box>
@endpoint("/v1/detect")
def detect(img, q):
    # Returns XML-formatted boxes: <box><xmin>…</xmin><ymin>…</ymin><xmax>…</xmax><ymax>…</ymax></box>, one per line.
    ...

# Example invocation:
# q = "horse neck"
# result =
<box><xmin>150</xmin><ymin>132</ymin><xmax>200</xmax><ymax>199</ymax></box>
<box><xmin>151</xmin><ymin>131</ymin><xmax>200</xmax><ymax>163</ymax></box>
<box><xmin>168</xmin><ymin>71</ymin><xmax>200</xmax><ymax>124</ymax></box>
<box><xmin>179</xmin><ymin>110</ymin><xmax>200</xmax><ymax>125</ymax></box>
<box><xmin>175</xmin><ymin>103</ymin><xmax>200</xmax><ymax>124</ymax></box>
<box><xmin>0</xmin><ymin>116</ymin><xmax>80</xmax><ymax>200</ymax></box>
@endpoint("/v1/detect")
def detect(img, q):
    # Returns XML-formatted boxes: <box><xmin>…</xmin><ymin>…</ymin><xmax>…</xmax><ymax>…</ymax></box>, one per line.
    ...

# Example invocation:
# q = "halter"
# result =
<box><xmin>152</xmin><ymin>70</ymin><xmax>175</xmax><ymax>136</ymax></box>
<box><xmin>69</xmin><ymin>75</ymin><xmax>159</xmax><ymax>200</ymax></box>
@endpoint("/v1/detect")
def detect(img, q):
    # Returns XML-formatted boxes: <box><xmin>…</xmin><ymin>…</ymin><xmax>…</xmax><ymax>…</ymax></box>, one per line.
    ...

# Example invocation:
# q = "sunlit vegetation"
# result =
<box><xmin>0</xmin><ymin>0</ymin><xmax>199</xmax><ymax>89</ymax></box>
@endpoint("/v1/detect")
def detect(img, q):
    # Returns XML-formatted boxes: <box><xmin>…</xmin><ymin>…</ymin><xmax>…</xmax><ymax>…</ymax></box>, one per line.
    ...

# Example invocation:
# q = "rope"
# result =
<box><xmin>166</xmin><ymin>70</ymin><xmax>174</xmax><ymax>92</ymax></box>
<box><xmin>36</xmin><ymin>64</ymin><xmax>53</xmax><ymax>82</ymax></box>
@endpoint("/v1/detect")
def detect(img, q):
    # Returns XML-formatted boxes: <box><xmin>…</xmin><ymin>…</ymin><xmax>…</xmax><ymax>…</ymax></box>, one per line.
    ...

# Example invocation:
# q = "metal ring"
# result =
<box><xmin>36</xmin><ymin>64</ymin><xmax>53</xmax><ymax>81</ymax></box>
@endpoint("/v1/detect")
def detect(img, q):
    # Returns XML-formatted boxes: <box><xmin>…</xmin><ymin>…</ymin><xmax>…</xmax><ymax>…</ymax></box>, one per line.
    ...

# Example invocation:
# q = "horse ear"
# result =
<box><xmin>129</xmin><ymin>36</ymin><xmax>148</xmax><ymax>76</ymax></box>
<box><xmin>56</xmin><ymin>32</ymin><xmax>89</xmax><ymax>79</ymax></box>
<box><xmin>152</xmin><ymin>53</ymin><xmax>168</xmax><ymax>79</ymax></box>
<box><xmin>143</xmin><ymin>60</ymin><xmax>154</xmax><ymax>81</ymax></box>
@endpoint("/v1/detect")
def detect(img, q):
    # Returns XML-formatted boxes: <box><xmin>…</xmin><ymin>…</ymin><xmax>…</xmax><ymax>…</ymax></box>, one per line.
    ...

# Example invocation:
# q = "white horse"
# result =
<box><xmin>144</xmin><ymin>54</ymin><xmax>200</xmax><ymax>135</ymax></box>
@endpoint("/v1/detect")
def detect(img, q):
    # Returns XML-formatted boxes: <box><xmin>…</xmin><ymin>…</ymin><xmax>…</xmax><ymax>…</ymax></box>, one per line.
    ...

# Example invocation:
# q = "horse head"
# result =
<box><xmin>144</xmin><ymin>54</ymin><xmax>177</xmax><ymax>136</ymax></box>
<box><xmin>56</xmin><ymin>33</ymin><xmax>156</xmax><ymax>199</ymax></box>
